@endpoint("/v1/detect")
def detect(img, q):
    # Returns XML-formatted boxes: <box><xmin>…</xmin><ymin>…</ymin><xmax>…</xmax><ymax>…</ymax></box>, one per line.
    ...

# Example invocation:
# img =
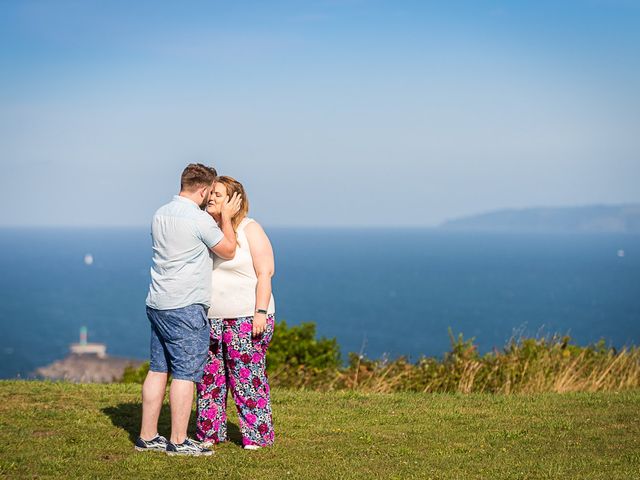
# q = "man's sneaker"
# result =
<box><xmin>195</xmin><ymin>439</ymin><xmax>215</xmax><ymax>449</ymax></box>
<box><xmin>166</xmin><ymin>438</ymin><xmax>214</xmax><ymax>456</ymax></box>
<box><xmin>134</xmin><ymin>434</ymin><xmax>168</xmax><ymax>452</ymax></box>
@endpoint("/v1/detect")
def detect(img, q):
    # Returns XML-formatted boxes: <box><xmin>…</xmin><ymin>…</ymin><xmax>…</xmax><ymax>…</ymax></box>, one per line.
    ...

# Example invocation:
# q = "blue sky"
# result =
<box><xmin>1</xmin><ymin>0</ymin><xmax>639</xmax><ymax>226</ymax></box>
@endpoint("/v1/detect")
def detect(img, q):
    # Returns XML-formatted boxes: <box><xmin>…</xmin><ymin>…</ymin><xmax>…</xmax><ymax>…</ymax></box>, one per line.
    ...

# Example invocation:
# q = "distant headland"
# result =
<box><xmin>439</xmin><ymin>204</ymin><xmax>640</xmax><ymax>234</ymax></box>
<box><xmin>34</xmin><ymin>327</ymin><xmax>144</xmax><ymax>383</ymax></box>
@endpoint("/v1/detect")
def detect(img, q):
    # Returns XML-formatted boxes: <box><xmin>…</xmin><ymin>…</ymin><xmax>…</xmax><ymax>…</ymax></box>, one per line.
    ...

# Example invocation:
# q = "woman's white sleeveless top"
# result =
<box><xmin>208</xmin><ymin>217</ymin><xmax>275</xmax><ymax>318</ymax></box>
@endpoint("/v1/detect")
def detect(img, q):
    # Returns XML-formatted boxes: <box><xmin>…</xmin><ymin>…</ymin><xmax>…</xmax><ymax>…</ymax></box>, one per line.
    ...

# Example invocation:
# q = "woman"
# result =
<box><xmin>196</xmin><ymin>176</ymin><xmax>276</xmax><ymax>449</ymax></box>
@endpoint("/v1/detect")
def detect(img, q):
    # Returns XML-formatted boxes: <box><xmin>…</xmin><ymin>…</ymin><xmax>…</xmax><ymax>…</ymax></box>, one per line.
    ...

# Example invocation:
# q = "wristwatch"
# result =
<box><xmin>255</xmin><ymin>309</ymin><xmax>268</xmax><ymax>315</ymax></box>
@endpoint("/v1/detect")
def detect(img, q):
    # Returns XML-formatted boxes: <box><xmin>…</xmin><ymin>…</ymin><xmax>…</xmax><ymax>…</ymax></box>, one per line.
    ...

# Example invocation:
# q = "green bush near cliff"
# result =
<box><xmin>1</xmin><ymin>381</ymin><xmax>639</xmax><ymax>479</ymax></box>
<box><xmin>122</xmin><ymin>319</ymin><xmax>341</xmax><ymax>384</ymax></box>
<box><xmin>267</xmin><ymin>320</ymin><xmax>341</xmax><ymax>371</ymax></box>
<box><xmin>122</xmin><ymin>361</ymin><xmax>150</xmax><ymax>384</ymax></box>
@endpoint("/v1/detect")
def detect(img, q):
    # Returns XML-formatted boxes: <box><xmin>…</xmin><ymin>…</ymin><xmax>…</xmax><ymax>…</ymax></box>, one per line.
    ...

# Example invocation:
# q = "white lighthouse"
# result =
<box><xmin>70</xmin><ymin>326</ymin><xmax>106</xmax><ymax>358</ymax></box>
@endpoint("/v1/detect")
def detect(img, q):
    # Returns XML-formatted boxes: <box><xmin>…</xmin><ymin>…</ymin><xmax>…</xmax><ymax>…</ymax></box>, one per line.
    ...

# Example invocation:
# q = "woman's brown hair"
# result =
<box><xmin>215</xmin><ymin>176</ymin><xmax>249</xmax><ymax>232</ymax></box>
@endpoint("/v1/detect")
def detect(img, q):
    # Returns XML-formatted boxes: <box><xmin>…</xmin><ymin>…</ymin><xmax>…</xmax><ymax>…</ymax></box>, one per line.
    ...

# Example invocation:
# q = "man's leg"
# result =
<box><xmin>140</xmin><ymin>371</ymin><xmax>168</xmax><ymax>440</ymax></box>
<box><xmin>140</xmin><ymin>309</ymin><xmax>170</xmax><ymax>441</ymax></box>
<box><xmin>161</xmin><ymin>304</ymin><xmax>210</xmax><ymax>445</ymax></box>
<box><xmin>169</xmin><ymin>379</ymin><xmax>195</xmax><ymax>444</ymax></box>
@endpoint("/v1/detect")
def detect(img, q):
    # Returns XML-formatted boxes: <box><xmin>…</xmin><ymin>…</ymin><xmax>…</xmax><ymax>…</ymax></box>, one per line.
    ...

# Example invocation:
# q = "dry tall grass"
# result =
<box><xmin>270</xmin><ymin>331</ymin><xmax>640</xmax><ymax>394</ymax></box>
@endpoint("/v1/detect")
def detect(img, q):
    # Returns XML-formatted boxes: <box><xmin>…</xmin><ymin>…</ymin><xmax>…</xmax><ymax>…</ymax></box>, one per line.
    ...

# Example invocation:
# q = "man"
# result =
<box><xmin>135</xmin><ymin>163</ymin><xmax>241</xmax><ymax>456</ymax></box>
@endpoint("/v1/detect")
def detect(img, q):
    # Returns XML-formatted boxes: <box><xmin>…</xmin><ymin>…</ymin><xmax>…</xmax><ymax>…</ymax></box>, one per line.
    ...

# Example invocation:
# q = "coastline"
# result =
<box><xmin>34</xmin><ymin>353</ymin><xmax>145</xmax><ymax>383</ymax></box>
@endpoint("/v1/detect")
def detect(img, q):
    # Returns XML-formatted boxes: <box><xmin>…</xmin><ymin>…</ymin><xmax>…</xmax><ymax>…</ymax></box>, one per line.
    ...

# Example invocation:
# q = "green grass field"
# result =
<box><xmin>1</xmin><ymin>381</ymin><xmax>638</xmax><ymax>479</ymax></box>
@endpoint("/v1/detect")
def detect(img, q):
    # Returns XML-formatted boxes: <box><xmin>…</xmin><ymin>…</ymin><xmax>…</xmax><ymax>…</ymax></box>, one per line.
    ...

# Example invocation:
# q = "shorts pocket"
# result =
<box><xmin>184</xmin><ymin>305</ymin><xmax>208</xmax><ymax>331</ymax></box>
<box><xmin>183</xmin><ymin>343</ymin><xmax>199</xmax><ymax>356</ymax></box>
<box><xmin>183</xmin><ymin>321</ymin><xmax>211</xmax><ymax>357</ymax></box>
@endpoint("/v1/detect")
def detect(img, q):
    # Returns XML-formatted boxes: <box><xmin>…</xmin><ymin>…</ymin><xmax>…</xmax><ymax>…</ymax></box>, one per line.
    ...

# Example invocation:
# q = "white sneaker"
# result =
<box><xmin>243</xmin><ymin>444</ymin><xmax>261</xmax><ymax>450</ymax></box>
<box><xmin>166</xmin><ymin>438</ymin><xmax>214</xmax><ymax>456</ymax></box>
<box><xmin>134</xmin><ymin>434</ymin><xmax>168</xmax><ymax>452</ymax></box>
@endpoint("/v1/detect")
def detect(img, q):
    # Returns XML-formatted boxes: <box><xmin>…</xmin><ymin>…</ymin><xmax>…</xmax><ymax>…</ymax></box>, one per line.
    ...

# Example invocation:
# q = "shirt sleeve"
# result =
<box><xmin>195</xmin><ymin>214</ymin><xmax>224</xmax><ymax>248</ymax></box>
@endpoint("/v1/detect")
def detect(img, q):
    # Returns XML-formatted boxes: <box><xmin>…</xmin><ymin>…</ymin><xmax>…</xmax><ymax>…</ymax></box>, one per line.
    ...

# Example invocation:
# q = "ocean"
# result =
<box><xmin>0</xmin><ymin>227</ymin><xmax>638</xmax><ymax>379</ymax></box>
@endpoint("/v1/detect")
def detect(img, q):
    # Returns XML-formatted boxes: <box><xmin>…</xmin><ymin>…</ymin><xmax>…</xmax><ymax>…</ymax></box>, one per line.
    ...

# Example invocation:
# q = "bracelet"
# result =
<box><xmin>255</xmin><ymin>309</ymin><xmax>268</xmax><ymax>315</ymax></box>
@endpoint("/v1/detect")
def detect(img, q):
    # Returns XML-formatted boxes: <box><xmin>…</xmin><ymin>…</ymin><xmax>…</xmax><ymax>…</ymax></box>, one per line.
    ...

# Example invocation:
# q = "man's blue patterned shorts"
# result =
<box><xmin>146</xmin><ymin>304</ymin><xmax>210</xmax><ymax>382</ymax></box>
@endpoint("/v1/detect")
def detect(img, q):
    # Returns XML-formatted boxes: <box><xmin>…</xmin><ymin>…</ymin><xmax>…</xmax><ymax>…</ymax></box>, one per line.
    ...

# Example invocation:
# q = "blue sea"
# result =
<box><xmin>0</xmin><ymin>228</ymin><xmax>639</xmax><ymax>379</ymax></box>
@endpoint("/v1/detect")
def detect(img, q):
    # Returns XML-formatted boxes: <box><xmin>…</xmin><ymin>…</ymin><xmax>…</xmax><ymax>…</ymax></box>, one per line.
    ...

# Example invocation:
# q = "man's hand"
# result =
<box><xmin>252</xmin><ymin>313</ymin><xmax>267</xmax><ymax>337</ymax></box>
<box><xmin>221</xmin><ymin>192</ymin><xmax>242</xmax><ymax>220</ymax></box>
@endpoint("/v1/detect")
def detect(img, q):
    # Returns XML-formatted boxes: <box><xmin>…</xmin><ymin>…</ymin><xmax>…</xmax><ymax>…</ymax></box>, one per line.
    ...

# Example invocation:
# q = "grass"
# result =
<box><xmin>262</xmin><ymin>327</ymin><xmax>640</xmax><ymax>393</ymax></box>
<box><xmin>330</xmin><ymin>333</ymin><xmax>640</xmax><ymax>394</ymax></box>
<box><xmin>1</xmin><ymin>381</ymin><xmax>639</xmax><ymax>479</ymax></box>
<box><xmin>125</xmin><ymin>323</ymin><xmax>640</xmax><ymax>394</ymax></box>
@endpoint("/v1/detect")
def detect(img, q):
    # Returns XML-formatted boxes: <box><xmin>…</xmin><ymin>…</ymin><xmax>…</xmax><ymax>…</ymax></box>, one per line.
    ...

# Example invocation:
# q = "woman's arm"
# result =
<box><xmin>245</xmin><ymin>221</ymin><xmax>275</xmax><ymax>336</ymax></box>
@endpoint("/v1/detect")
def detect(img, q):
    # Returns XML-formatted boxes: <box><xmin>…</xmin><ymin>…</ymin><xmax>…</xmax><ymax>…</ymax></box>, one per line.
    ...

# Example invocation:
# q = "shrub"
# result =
<box><xmin>119</xmin><ymin>320</ymin><xmax>342</xmax><ymax>388</ymax></box>
<box><xmin>267</xmin><ymin>320</ymin><xmax>341</xmax><ymax>372</ymax></box>
<box><xmin>121</xmin><ymin>362</ymin><xmax>149</xmax><ymax>384</ymax></box>
<box><xmin>120</xmin><ymin>322</ymin><xmax>640</xmax><ymax>394</ymax></box>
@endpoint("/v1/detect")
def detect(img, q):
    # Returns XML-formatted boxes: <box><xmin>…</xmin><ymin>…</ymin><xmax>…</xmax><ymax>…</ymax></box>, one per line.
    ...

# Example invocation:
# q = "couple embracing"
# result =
<box><xmin>135</xmin><ymin>163</ymin><xmax>276</xmax><ymax>456</ymax></box>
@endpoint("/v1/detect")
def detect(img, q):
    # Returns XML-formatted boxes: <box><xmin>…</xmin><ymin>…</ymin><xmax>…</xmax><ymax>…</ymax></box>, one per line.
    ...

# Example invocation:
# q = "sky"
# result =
<box><xmin>1</xmin><ymin>0</ymin><xmax>639</xmax><ymax>227</ymax></box>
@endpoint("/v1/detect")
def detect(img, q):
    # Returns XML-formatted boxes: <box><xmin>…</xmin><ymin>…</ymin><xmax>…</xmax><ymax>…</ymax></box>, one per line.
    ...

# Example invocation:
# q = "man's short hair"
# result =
<box><xmin>180</xmin><ymin>163</ymin><xmax>217</xmax><ymax>192</ymax></box>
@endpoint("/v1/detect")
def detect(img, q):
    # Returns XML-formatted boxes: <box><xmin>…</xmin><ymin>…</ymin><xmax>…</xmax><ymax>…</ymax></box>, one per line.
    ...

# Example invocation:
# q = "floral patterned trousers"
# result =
<box><xmin>196</xmin><ymin>315</ymin><xmax>275</xmax><ymax>447</ymax></box>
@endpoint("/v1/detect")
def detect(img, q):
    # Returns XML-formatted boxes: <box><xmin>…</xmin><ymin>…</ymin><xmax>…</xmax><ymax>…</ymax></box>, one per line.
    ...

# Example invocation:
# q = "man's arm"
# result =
<box><xmin>211</xmin><ymin>214</ymin><xmax>236</xmax><ymax>259</ymax></box>
<box><xmin>210</xmin><ymin>192</ymin><xmax>242</xmax><ymax>260</ymax></box>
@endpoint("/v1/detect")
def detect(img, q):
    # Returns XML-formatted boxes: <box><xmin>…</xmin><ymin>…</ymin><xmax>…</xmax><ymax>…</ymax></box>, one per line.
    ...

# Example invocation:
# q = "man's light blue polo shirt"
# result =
<box><xmin>146</xmin><ymin>195</ymin><xmax>224</xmax><ymax>310</ymax></box>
